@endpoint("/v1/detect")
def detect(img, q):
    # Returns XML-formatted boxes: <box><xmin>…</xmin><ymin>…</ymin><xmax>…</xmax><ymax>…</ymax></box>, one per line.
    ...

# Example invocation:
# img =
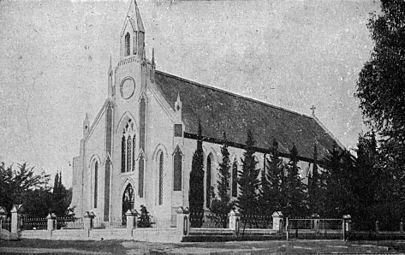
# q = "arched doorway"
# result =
<box><xmin>122</xmin><ymin>184</ymin><xmax>134</xmax><ymax>225</ymax></box>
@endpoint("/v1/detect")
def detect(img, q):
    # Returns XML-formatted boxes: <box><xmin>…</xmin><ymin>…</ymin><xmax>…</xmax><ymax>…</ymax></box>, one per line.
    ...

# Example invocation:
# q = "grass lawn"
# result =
<box><xmin>0</xmin><ymin>239</ymin><xmax>404</xmax><ymax>254</ymax></box>
<box><xmin>0</xmin><ymin>239</ymin><xmax>127</xmax><ymax>254</ymax></box>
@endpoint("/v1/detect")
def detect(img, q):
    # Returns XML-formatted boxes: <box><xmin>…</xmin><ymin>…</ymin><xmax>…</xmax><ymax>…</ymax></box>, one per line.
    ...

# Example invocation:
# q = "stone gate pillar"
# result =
<box><xmin>228</xmin><ymin>209</ymin><xmax>240</xmax><ymax>235</ymax></box>
<box><xmin>176</xmin><ymin>207</ymin><xmax>190</xmax><ymax>236</ymax></box>
<box><xmin>272</xmin><ymin>211</ymin><xmax>283</xmax><ymax>233</ymax></box>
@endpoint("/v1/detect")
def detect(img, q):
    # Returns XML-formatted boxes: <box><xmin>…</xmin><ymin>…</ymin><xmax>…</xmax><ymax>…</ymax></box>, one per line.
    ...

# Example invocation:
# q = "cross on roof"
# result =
<box><xmin>310</xmin><ymin>105</ymin><xmax>316</xmax><ymax>117</ymax></box>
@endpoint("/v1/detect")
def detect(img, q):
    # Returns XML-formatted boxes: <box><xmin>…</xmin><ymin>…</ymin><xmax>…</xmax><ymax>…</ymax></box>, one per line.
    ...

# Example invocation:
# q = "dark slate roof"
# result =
<box><xmin>155</xmin><ymin>70</ymin><xmax>342</xmax><ymax>161</ymax></box>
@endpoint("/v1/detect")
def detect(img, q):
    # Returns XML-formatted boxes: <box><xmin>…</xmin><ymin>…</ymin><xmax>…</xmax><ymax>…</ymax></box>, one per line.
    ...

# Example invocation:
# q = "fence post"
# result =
<box><xmin>10</xmin><ymin>205</ymin><xmax>18</xmax><ymax>234</ymax></box>
<box><xmin>0</xmin><ymin>207</ymin><xmax>6</xmax><ymax>230</ymax></box>
<box><xmin>176</xmin><ymin>207</ymin><xmax>190</xmax><ymax>236</ymax></box>
<box><xmin>286</xmin><ymin>217</ymin><xmax>289</xmax><ymax>241</ymax></box>
<box><xmin>375</xmin><ymin>220</ymin><xmax>379</xmax><ymax>233</ymax></box>
<box><xmin>400</xmin><ymin>219</ymin><xmax>403</xmax><ymax>233</ymax></box>
<box><xmin>228</xmin><ymin>209</ymin><xmax>240</xmax><ymax>236</ymax></box>
<box><xmin>46</xmin><ymin>213</ymin><xmax>56</xmax><ymax>231</ymax></box>
<box><xmin>342</xmin><ymin>214</ymin><xmax>351</xmax><ymax>241</ymax></box>
<box><xmin>83</xmin><ymin>211</ymin><xmax>94</xmax><ymax>231</ymax></box>
<box><xmin>272</xmin><ymin>211</ymin><xmax>283</xmax><ymax>233</ymax></box>
<box><xmin>126</xmin><ymin>209</ymin><xmax>137</xmax><ymax>236</ymax></box>
<box><xmin>311</xmin><ymin>213</ymin><xmax>320</xmax><ymax>233</ymax></box>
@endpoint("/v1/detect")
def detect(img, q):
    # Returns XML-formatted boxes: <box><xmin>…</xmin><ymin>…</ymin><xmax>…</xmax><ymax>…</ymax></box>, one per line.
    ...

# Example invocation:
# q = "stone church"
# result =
<box><xmin>70</xmin><ymin>0</ymin><xmax>343</xmax><ymax>227</ymax></box>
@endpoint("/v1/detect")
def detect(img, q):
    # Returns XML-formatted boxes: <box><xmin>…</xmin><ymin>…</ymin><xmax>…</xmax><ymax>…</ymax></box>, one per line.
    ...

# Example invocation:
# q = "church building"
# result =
<box><xmin>70</xmin><ymin>0</ymin><xmax>343</xmax><ymax>228</ymax></box>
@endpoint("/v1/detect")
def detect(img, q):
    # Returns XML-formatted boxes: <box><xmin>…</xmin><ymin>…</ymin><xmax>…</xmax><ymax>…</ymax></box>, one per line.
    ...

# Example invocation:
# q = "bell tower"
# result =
<box><xmin>120</xmin><ymin>0</ymin><xmax>145</xmax><ymax>60</ymax></box>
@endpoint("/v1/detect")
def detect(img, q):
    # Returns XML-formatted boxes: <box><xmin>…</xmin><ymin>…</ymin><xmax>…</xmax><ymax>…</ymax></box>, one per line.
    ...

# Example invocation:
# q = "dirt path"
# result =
<box><xmin>0</xmin><ymin>246</ymin><xmax>112</xmax><ymax>254</ymax></box>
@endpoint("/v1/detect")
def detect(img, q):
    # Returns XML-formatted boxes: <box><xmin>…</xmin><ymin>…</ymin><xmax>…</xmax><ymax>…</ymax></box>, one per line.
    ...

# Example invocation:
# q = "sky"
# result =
<box><xmin>0</xmin><ymin>0</ymin><xmax>379</xmax><ymax>187</ymax></box>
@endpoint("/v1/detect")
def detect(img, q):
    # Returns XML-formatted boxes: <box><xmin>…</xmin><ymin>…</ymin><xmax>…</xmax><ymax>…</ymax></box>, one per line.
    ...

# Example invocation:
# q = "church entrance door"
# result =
<box><xmin>122</xmin><ymin>184</ymin><xmax>134</xmax><ymax>225</ymax></box>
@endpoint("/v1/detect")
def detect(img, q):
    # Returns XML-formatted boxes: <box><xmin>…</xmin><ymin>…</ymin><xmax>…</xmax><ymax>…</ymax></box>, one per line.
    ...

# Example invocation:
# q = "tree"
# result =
<box><xmin>0</xmin><ymin>162</ymin><xmax>50</xmax><ymax>214</ymax></box>
<box><xmin>237</xmin><ymin>130</ymin><xmax>261</xmax><ymax>227</ymax></box>
<box><xmin>189</xmin><ymin>121</ymin><xmax>205</xmax><ymax>227</ymax></box>
<box><xmin>283</xmin><ymin>145</ymin><xmax>307</xmax><ymax>217</ymax></box>
<box><xmin>323</xmin><ymin>144</ymin><xmax>355</xmax><ymax>218</ymax></box>
<box><xmin>259</xmin><ymin>139</ymin><xmax>285</xmax><ymax>216</ymax></box>
<box><xmin>355</xmin><ymin>0</ymin><xmax>405</xmax><ymax>191</ymax></box>
<box><xmin>137</xmin><ymin>205</ymin><xmax>152</xmax><ymax>228</ymax></box>
<box><xmin>349</xmin><ymin>132</ymin><xmax>380</xmax><ymax>230</ymax></box>
<box><xmin>51</xmin><ymin>172</ymin><xmax>72</xmax><ymax>217</ymax></box>
<box><xmin>308</xmin><ymin>143</ymin><xmax>325</xmax><ymax>215</ymax></box>
<box><xmin>210</xmin><ymin>133</ymin><xmax>233</xmax><ymax>227</ymax></box>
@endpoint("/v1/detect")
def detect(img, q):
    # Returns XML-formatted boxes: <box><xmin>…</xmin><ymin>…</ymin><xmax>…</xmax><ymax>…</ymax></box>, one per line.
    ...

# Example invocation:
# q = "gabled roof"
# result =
<box><xmin>155</xmin><ymin>70</ymin><xmax>343</xmax><ymax>161</ymax></box>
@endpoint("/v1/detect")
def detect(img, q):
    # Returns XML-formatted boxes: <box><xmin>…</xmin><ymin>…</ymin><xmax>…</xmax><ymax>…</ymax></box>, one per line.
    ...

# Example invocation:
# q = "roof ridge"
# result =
<box><xmin>155</xmin><ymin>70</ymin><xmax>314</xmax><ymax>120</ymax></box>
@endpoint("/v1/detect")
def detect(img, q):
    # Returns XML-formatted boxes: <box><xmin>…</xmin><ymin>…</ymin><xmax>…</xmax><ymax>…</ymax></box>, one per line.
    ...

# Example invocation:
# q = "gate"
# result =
<box><xmin>286</xmin><ymin>218</ymin><xmax>343</xmax><ymax>240</ymax></box>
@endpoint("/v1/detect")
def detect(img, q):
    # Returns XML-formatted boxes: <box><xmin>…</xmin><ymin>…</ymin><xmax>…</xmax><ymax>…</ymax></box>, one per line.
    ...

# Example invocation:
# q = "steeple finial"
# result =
<box><xmin>109</xmin><ymin>55</ymin><xmax>112</xmax><ymax>72</ymax></box>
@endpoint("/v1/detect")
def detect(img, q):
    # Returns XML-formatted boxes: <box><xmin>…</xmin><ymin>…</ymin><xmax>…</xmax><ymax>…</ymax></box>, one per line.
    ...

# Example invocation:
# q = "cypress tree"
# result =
<box><xmin>210</xmin><ymin>132</ymin><xmax>233</xmax><ymax>227</ymax></box>
<box><xmin>308</xmin><ymin>143</ymin><xmax>323</xmax><ymax>215</ymax></box>
<box><xmin>259</xmin><ymin>139</ymin><xmax>284</xmax><ymax>216</ymax></box>
<box><xmin>237</xmin><ymin>130</ymin><xmax>261</xmax><ymax>227</ymax></box>
<box><xmin>284</xmin><ymin>145</ymin><xmax>307</xmax><ymax>217</ymax></box>
<box><xmin>189</xmin><ymin>121</ymin><xmax>205</xmax><ymax>227</ymax></box>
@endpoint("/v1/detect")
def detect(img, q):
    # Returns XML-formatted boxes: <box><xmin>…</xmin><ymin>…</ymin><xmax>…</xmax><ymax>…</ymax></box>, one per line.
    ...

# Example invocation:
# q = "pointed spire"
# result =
<box><xmin>152</xmin><ymin>48</ymin><xmax>155</xmax><ymax>67</ymax></box>
<box><xmin>125</xmin><ymin>0</ymin><xmax>144</xmax><ymax>33</ymax></box>
<box><xmin>108</xmin><ymin>56</ymin><xmax>113</xmax><ymax>97</ymax></box>
<box><xmin>83</xmin><ymin>113</ymin><xmax>90</xmax><ymax>136</ymax></box>
<box><xmin>108</xmin><ymin>55</ymin><xmax>112</xmax><ymax>72</ymax></box>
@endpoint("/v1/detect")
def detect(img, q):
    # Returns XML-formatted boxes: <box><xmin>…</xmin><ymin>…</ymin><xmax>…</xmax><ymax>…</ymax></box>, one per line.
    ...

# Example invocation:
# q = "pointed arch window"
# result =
<box><xmin>132</xmin><ymin>136</ymin><xmax>136</xmax><ymax>171</ymax></box>
<box><xmin>122</xmin><ymin>184</ymin><xmax>134</xmax><ymax>224</ymax></box>
<box><xmin>139</xmin><ymin>97</ymin><xmax>146</xmax><ymax>151</ymax></box>
<box><xmin>206</xmin><ymin>154</ymin><xmax>213</xmax><ymax>208</ymax></box>
<box><xmin>104</xmin><ymin>158</ymin><xmax>111</xmax><ymax>221</ymax></box>
<box><xmin>121</xmin><ymin>135</ymin><xmax>126</xmax><ymax>172</ymax></box>
<box><xmin>127</xmin><ymin>135</ymin><xmax>132</xmax><ymax>171</ymax></box>
<box><xmin>158</xmin><ymin>152</ymin><xmax>164</xmax><ymax>205</ymax></box>
<box><xmin>94</xmin><ymin>161</ymin><xmax>98</xmax><ymax>208</ymax></box>
<box><xmin>138</xmin><ymin>155</ymin><xmax>144</xmax><ymax>197</ymax></box>
<box><xmin>121</xmin><ymin>119</ymin><xmax>135</xmax><ymax>173</ymax></box>
<box><xmin>231</xmin><ymin>160</ymin><xmax>238</xmax><ymax>198</ymax></box>
<box><xmin>133</xmin><ymin>32</ymin><xmax>138</xmax><ymax>55</ymax></box>
<box><xmin>125</xmin><ymin>33</ymin><xmax>130</xmax><ymax>56</ymax></box>
<box><xmin>173</xmin><ymin>147</ymin><xmax>182</xmax><ymax>191</ymax></box>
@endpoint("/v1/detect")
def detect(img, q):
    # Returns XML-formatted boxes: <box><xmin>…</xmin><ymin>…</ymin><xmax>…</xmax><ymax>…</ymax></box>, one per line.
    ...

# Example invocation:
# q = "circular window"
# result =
<box><xmin>120</xmin><ymin>77</ymin><xmax>135</xmax><ymax>99</ymax></box>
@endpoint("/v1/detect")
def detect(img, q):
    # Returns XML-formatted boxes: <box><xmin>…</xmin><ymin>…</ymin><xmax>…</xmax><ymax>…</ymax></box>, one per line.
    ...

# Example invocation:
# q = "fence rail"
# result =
<box><xmin>56</xmin><ymin>216</ymin><xmax>84</xmax><ymax>229</ymax></box>
<box><xmin>1</xmin><ymin>218</ymin><xmax>11</xmax><ymax>231</ymax></box>
<box><xmin>21</xmin><ymin>217</ymin><xmax>47</xmax><ymax>230</ymax></box>
<box><xmin>240</xmin><ymin>214</ymin><xmax>273</xmax><ymax>229</ymax></box>
<box><xmin>190</xmin><ymin>211</ymin><xmax>228</xmax><ymax>228</ymax></box>
<box><xmin>287</xmin><ymin>218</ymin><xmax>343</xmax><ymax>239</ymax></box>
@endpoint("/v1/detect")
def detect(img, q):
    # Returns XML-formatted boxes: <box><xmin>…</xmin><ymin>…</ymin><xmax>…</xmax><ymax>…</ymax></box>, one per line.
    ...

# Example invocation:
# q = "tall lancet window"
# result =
<box><xmin>173</xmin><ymin>146</ymin><xmax>182</xmax><ymax>191</ymax></box>
<box><xmin>127</xmin><ymin>135</ymin><xmax>132</xmax><ymax>171</ymax></box>
<box><xmin>125</xmin><ymin>33</ymin><xmax>130</xmax><ymax>56</ymax></box>
<box><xmin>94</xmin><ymin>161</ymin><xmax>98</xmax><ymax>208</ymax></box>
<box><xmin>158</xmin><ymin>152</ymin><xmax>164</xmax><ymax>205</ymax></box>
<box><xmin>139</xmin><ymin>97</ymin><xmax>146</xmax><ymax>151</ymax></box>
<box><xmin>121</xmin><ymin>119</ymin><xmax>135</xmax><ymax>173</ymax></box>
<box><xmin>138</xmin><ymin>155</ymin><xmax>144</xmax><ymax>197</ymax></box>
<box><xmin>121</xmin><ymin>135</ymin><xmax>126</xmax><ymax>172</ymax></box>
<box><xmin>206</xmin><ymin>154</ymin><xmax>213</xmax><ymax>208</ymax></box>
<box><xmin>133</xmin><ymin>32</ymin><xmax>138</xmax><ymax>55</ymax></box>
<box><xmin>132</xmin><ymin>136</ymin><xmax>136</xmax><ymax>171</ymax></box>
